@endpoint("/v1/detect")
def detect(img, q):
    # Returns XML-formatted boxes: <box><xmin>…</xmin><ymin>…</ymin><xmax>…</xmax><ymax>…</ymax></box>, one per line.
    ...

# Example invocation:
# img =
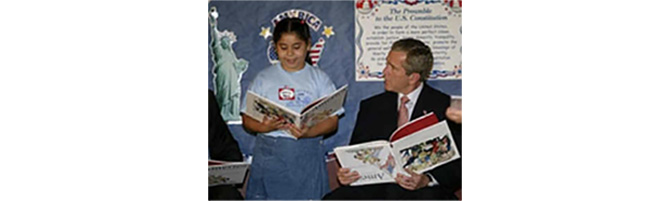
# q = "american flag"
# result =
<box><xmin>267</xmin><ymin>41</ymin><xmax>278</xmax><ymax>63</ymax></box>
<box><xmin>309</xmin><ymin>38</ymin><xmax>325</xmax><ymax>66</ymax></box>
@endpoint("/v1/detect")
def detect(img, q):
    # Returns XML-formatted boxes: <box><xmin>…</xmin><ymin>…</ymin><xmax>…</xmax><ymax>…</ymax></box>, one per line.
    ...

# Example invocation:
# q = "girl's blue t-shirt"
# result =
<box><xmin>241</xmin><ymin>63</ymin><xmax>344</xmax><ymax>139</ymax></box>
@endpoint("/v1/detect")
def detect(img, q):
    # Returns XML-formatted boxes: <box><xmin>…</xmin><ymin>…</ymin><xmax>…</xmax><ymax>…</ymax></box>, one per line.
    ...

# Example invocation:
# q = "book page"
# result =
<box><xmin>391</xmin><ymin>121</ymin><xmax>461</xmax><ymax>174</ymax></box>
<box><xmin>208</xmin><ymin>161</ymin><xmax>250</xmax><ymax>186</ymax></box>
<box><xmin>243</xmin><ymin>91</ymin><xmax>299</xmax><ymax>126</ymax></box>
<box><xmin>333</xmin><ymin>140</ymin><xmax>402</xmax><ymax>186</ymax></box>
<box><xmin>299</xmin><ymin>85</ymin><xmax>348</xmax><ymax>128</ymax></box>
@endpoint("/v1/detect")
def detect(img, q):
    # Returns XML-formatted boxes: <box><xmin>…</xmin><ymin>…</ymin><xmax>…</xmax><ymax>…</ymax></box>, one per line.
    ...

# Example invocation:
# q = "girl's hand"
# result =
<box><xmin>260</xmin><ymin>115</ymin><xmax>286</xmax><ymax>133</ymax></box>
<box><xmin>286</xmin><ymin>123</ymin><xmax>309</xmax><ymax>138</ymax></box>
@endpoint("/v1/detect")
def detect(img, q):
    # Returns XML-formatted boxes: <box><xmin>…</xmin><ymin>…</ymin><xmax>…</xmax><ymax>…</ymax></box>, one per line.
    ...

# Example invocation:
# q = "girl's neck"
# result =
<box><xmin>281</xmin><ymin>62</ymin><xmax>306</xmax><ymax>72</ymax></box>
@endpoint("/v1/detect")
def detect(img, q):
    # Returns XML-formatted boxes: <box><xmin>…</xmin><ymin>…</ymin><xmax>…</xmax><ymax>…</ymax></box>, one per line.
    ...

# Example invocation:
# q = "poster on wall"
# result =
<box><xmin>355</xmin><ymin>0</ymin><xmax>462</xmax><ymax>81</ymax></box>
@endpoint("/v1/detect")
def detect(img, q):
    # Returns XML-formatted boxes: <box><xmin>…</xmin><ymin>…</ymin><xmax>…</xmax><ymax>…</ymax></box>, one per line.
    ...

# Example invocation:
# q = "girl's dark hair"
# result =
<box><xmin>273</xmin><ymin>18</ymin><xmax>313</xmax><ymax>65</ymax></box>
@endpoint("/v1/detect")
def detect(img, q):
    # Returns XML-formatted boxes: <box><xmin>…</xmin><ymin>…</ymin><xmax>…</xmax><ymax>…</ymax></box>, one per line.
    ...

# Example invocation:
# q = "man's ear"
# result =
<box><xmin>409</xmin><ymin>72</ymin><xmax>421</xmax><ymax>84</ymax></box>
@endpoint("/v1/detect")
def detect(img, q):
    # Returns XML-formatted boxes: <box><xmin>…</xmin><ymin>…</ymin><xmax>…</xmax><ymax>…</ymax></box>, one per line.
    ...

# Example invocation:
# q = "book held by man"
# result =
<box><xmin>243</xmin><ymin>85</ymin><xmax>347</xmax><ymax>128</ymax></box>
<box><xmin>333</xmin><ymin>112</ymin><xmax>461</xmax><ymax>186</ymax></box>
<box><xmin>208</xmin><ymin>160</ymin><xmax>250</xmax><ymax>186</ymax></box>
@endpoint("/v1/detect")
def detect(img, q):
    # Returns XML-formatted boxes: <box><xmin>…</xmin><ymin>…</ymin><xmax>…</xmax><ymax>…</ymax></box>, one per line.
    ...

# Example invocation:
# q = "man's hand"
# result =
<box><xmin>395</xmin><ymin>169</ymin><xmax>430</xmax><ymax>190</ymax></box>
<box><xmin>337</xmin><ymin>168</ymin><xmax>361</xmax><ymax>185</ymax></box>
<box><xmin>446</xmin><ymin>107</ymin><xmax>462</xmax><ymax>124</ymax></box>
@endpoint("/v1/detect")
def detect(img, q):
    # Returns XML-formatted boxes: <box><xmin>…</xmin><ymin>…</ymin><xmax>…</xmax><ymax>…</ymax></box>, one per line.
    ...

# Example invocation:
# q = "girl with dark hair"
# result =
<box><xmin>240</xmin><ymin>17</ymin><xmax>343</xmax><ymax>200</ymax></box>
<box><xmin>272</xmin><ymin>18</ymin><xmax>314</xmax><ymax>66</ymax></box>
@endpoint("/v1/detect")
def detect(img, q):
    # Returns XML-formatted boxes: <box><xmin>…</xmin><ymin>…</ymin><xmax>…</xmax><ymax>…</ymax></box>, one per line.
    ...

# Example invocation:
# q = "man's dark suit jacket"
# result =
<box><xmin>209</xmin><ymin>90</ymin><xmax>243</xmax><ymax>162</ymax></box>
<box><xmin>324</xmin><ymin>84</ymin><xmax>462</xmax><ymax>200</ymax></box>
<box><xmin>209</xmin><ymin>90</ymin><xmax>244</xmax><ymax>200</ymax></box>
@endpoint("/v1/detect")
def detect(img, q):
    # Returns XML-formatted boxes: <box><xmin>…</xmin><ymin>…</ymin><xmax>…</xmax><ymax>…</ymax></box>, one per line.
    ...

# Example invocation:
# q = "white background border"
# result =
<box><xmin>2</xmin><ymin>0</ymin><xmax>670</xmax><ymax>200</ymax></box>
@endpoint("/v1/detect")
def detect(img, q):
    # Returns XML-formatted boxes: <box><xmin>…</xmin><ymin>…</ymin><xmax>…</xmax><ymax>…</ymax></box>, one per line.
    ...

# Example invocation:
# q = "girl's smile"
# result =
<box><xmin>275</xmin><ymin>33</ymin><xmax>310</xmax><ymax>72</ymax></box>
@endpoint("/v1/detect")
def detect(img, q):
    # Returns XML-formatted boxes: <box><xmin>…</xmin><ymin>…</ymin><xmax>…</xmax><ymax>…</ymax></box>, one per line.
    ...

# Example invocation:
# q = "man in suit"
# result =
<box><xmin>209</xmin><ymin>90</ymin><xmax>244</xmax><ymax>200</ymax></box>
<box><xmin>323</xmin><ymin>38</ymin><xmax>461</xmax><ymax>200</ymax></box>
<box><xmin>209</xmin><ymin>90</ymin><xmax>243</xmax><ymax>162</ymax></box>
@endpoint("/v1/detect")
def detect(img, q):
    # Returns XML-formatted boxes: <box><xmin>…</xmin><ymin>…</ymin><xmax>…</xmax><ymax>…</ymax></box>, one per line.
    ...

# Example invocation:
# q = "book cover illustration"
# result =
<box><xmin>334</xmin><ymin>113</ymin><xmax>460</xmax><ymax>185</ymax></box>
<box><xmin>244</xmin><ymin>85</ymin><xmax>347</xmax><ymax>128</ymax></box>
<box><xmin>353</xmin><ymin>146</ymin><xmax>396</xmax><ymax>175</ymax></box>
<box><xmin>300</xmin><ymin>85</ymin><xmax>348</xmax><ymax>127</ymax></box>
<box><xmin>334</xmin><ymin>141</ymin><xmax>405</xmax><ymax>186</ymax></box>
<box><xmin>248</xmin><ymin>92</ymin><xmax>299</xmax><ymax>125</ymax></box>
<box><xmin>398</xmin><ymin>133</ymin><xmax>457</xmax><ymax>173</ymax></box>
<box><xmin>391</xmin><ymin>121</ymin><xmax>460</xmax><ymax>174</ymax></box>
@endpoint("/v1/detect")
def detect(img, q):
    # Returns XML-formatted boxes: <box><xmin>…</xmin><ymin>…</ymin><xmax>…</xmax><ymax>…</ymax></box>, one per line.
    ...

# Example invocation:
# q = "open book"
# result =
<box><xmin>243</xmin><ymin>85</ymin><xmax>347</xmax><ymax>128</ymax></box>
<box><xmin>208</xmin><ymin>160</ymin><xmax>250</xmax><ymax>186</ymax></box>
<box><xmin>333</xmin><ymin>112</ymin><xmax>460</xmax><ymax>186</ymax></box>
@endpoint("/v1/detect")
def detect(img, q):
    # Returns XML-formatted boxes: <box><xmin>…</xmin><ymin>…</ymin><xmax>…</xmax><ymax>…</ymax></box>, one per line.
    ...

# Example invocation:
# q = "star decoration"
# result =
<box><xmin>322</xmin><ymin>26</ymin><xmax>335</xmax><ymax>38</ymax></box>
<box><xmin>259</xmin><ymin>26</ymin><xmax>272</xmax><ymax>40</ymax></box>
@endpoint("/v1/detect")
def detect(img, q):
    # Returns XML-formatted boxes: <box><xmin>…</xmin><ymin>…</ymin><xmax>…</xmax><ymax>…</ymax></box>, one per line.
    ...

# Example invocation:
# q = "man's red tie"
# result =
<box><xmin>398</xmin><ymin>95</ymin><xmax>410</xmax><ymax>127</ymax></box>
